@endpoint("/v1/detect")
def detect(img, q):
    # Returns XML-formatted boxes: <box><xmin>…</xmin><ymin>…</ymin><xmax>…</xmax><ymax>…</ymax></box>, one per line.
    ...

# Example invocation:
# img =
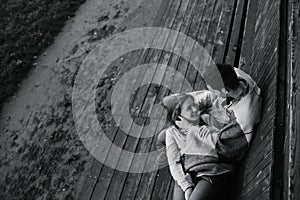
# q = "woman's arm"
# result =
<box><xmin>165</xmin><ymin>128</ymin><xmax>194</xmax><ymax>192</ymax></box>
<box><xmin>162</xmin><ymin>90</ymin><xmax>218</xmax><ymax>109</ymax></box>
<box><xmin>192</xmin><ymin>90</ymin><xmax>219</xmax><ymax>109</ymax></box>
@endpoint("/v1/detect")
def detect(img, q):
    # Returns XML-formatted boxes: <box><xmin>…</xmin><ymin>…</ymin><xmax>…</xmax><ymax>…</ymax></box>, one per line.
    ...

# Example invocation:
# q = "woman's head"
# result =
<box><xmin>167</xmin><ymin>94</ymin><xmax>200</xmax><ymax>126</ymax></box>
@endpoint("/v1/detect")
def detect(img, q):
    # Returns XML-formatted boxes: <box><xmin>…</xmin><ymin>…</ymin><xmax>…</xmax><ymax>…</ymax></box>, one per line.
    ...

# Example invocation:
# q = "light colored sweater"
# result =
<box><xmin>165</xmin><ymin>91</ymin><xmax>232</xmax><ymax>191</ymax></box>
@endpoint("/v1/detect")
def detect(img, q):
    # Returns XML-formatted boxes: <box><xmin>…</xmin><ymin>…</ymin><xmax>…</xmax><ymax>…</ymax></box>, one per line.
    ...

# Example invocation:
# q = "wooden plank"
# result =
<box><xmin>283</xmin><ymin>0</ymin><xmax>300</xmax><ymax>199</ymax></box>
<box><xmin>251</xmin><ymin>31</ymin><xmax>279</xmax><ymax>73</ymax></box>
<box><xmin>135</xmin><ymin>1</ymin><xmax>204</xmax><ymax>199</ymax></box>
<box><xmin>197</xmin><ymin>0</ymin><xmax>217</xmax><ymax>43</ymax></box>
<box><xmin>150</xmin><ymin>168</ymin><xmax>173</xmax><ymax>200</ymax></box>
<box><xmin>245</xmin><ymin>132</ymin><xmax>273</xmax><ymax>169</ymax></box>
<box><xmin>157</xmin><ymin>0</ymin><xmax>237</xmax><ymax>198</ymax></box>
<box><xmin>251</xmin><ymin>12</ymin><xmax>279</xmax><ymax>59</ymax></box>
<box><xmin>160</xmin><ymin>0</ymin><xmax>220</xmax><ymax>196</ymax></box>
<box><xmin>193</xmin><ymin>0</ymin><xmax>234</xmax><ymax>91</ymax></box>
<box><xmin>133</xmin><ymin>56</ymin><xmax>186</xmax><ymax>200</ymax></box>
<box><xmin>225</xmin><ymin>0</ymin><xmax>247</xmax><ymax>66</ymax></box>
<box><xmin>78</xmin><ymin>0</ymin><xmax>174</xmax><ymax>198</ymax></box>
<box><xmin>78</xmin><ymin>119</ymin><xmax>120</xmax><ymax>200</ymax></box>
<box><xmin>152</xmin><ymin>0</ymin><xmax>172</xmax><ymax>27</ymax></box>
<box><xmin>154</xmin><ymin>0</ymin><xmax>236</xmax><ymax>198</ymax></box>
<box><xmin>77</xmin><ymin>159</ymin><xmax>103</xmax><ymax>200</ymax></box>
<box><xmin>270</xmin><ymin>0</ymin><xmax>288</xmax><ymax>197</ymax></box>
<box><xmin>241</xmin><ymin>170</ymin><xmax>271</xmax><ymax>196</ymax></box>
<box><xmin>133</xmin><ymin>55</ymin><xmax>181</xmax><ymax>200</ymax></box>
<box><xmin>240</xmin><ymin>175</ymin><xmax>271</xmax><ymax>200</ymax></box>
<box><xmin>134</xmin><ymin>0</ymin><xmax>198</xmax><ymax>130</ymax></box>
<box><xmin>240</xmin><ymin>186</ymin><xmax>270</xmax><ymax>200</ymax></box>
<box><xmin>80</xmin><ymin>0</ymin><xmax>173</xmax><ymax>199</ymax></box>
<box><xmin>252</xmin><ymin>188</ymin><xmax>271</xmax><ymax>200</ymax></box>
<box><xmin>166</xmin><ymin>180</ymin><xmax>175</xmax><ymax>200</ymax></box>
<box><xmin>188</xmin><ymin>0</ymin><xmax>217</xmax><ymax>91</ymax></box>
<box><xmin>183</xmin><ymin>0</ymin><xmax>210</xmax><ymax>92</ymax></box>
<box><xmin>184</xmin><ymin>0</ymin><xmax>220</xmax><ymax>92</ymax></box>
<box><xmin>251</xmin><ymin>15</ymin><xmax>279</xmax><ymax>67</ymax></box>
<box><xmin>133</xmin><ymin>1</ymin><xmax>217</xmax><ymax>199</ymax></box>
<box><xmin>255</xmin><ymin>53</ymin><xmax>279</xmax><ymax>85</ymax></box>
<box><xmin>211</xmin><ymin>0</ymin><xmax>238</xmax><ymax>64</ymax></box>
<box><xmin>120</xmin><ymin>0</ymin><xmax>196</xmax><ymax>198</ymax></box>
<box><xmin>98</xmin><ymin>0</ymin><xmax>194</xmax><ymax>199</ymax></box>
<box><xmin>245</xmin><ymin>136</ymin><xmax>273</xmax><ymax>169</ymax></box>
<box><xmin>90</xmin><ymin>122</ymin><xmax>142</xmax><ymax>200</ymax></box>
<box><xmin>246</xmin><ymin>115</ymin><xmax>275</xmax><ymax>153</ymax></box>
<box><xmin>233</xmin><ymin>0</ymin><xmax>281</xmax><ymax>199</ymax></box>
<box><xmin>104</xmin><ymin>119</ymin><xmax>159</xmax><ymax>200</ymax></box>
<box><xmin>239</xmin><ymin>0</ymin><xmax>258</xmax><ymax>72</ymax></box>
<box><xmin>241</xmin><ymin>151</ymin><xmax>273</xmax><ymax>189</ymax></box>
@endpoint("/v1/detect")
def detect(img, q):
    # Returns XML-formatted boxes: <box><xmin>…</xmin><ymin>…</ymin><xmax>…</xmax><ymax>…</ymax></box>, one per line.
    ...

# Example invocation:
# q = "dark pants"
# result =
<box><xmin>172</xmin><ymin>172</ymin><xmax>234</xmax><ymax>200</ymax></box>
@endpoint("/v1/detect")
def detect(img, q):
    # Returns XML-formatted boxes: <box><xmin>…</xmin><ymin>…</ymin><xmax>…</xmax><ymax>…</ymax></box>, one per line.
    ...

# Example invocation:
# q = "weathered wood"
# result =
<box><xmin>225</xmin><ymin>0</ymin><xmax>246</xmax><ymax>66</ymax></box>
<box><xmin>89</xmin><ymin>0</ymin><xmax>180</xmax><ymax>199</ymax></box>
<box><xmin>194</xmin><ymin>0</ymin><xmax>234</xmax><ymax>90</ymax></box>
<box><xmin>166</xmin><ymin>180</ymin><xmax>175</xmax><ymax>200</ymax></box>
<box><xmin>241</xmin><ymin>182</ymin><xmax>271</xmax><ymax>200</ymax></box>
<box><xmin>78</xmin><ymin>120</ymin><xmax>121</xmax><ymax>200</ymax></box>
<box><xmin>79</xmin><ymin>0</ymin><xmax>286</xmax><ymax>199</ymax></box>
<box><xmin>283</xmin><ymin>0</ymin><xmax>300</xmax><ymax>199</ymax></box>
<box><xmin>189</xmin><ymin>0</ymin><xmax>217</xmax><ymax>92</ymax></box>
<box><xmin>241</xmin><ymin>152</ymin><xmax>273</xmax><ymax>189</ymax></box>
<box><xmin>231</xmin><ymin>0</ymin><xmax>281</xmax><ymax>199</ymax></box>
<box><xmin>210</xmin><ymin>0</ymin><xmax>237</xmax><ymax>64</ymax></box>
<box><xmin>241</xmin><ymin>176</ymin><xmax>271</xmax><ymax>199</ymax></box>
<box><xmin>102</xmin><ymin>0</ymin><xmax>196</xmax><ymax>199</ymax></box>
<box><xmin>239</xmin><ymin>0</ymin><xmax>257</xmax><ymax>72</ymax></box>
<box><xmin>78</xmin><ymin>1</ymin><xmax>172</xmax><ymax>199</ymax></box>
<box><xmin>139</xmin><ymin>0</ymin><xmax>204</xmax><ymax>199</ymax></box>
<box><xmin>163</xmin><ymin>0</ymin><xmax>237</xmax><ymax>197</ymax></box>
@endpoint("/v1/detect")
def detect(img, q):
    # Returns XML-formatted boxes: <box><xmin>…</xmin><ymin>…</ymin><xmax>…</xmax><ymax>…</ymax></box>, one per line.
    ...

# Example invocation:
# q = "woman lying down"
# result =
<box><xmin>160</xmin><ymin>64</ymin><xmax>262</xmax><ymax>200</ymax></box>
<box><xmin>163</xmin><ymin>91</ymin><xmax>234</xmax><ymax>200</ymax></box>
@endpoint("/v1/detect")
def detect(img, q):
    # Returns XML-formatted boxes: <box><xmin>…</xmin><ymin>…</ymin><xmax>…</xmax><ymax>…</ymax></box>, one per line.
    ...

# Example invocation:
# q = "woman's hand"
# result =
<box><xmin>175</xmin><ymin>116</ymin><xmax>192</xmax><ymax>130</ymax></box>
<box><xmin>185</xmin><ymin>187</ymin><xmax>193</xmax><ymax>200</ymax></box>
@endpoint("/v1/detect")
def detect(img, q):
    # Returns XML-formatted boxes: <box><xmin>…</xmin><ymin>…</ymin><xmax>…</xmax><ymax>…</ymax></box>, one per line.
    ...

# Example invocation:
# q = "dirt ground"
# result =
<box><xmin>0</xmin><ymin>0</ymin><xmax>85</xmax><ymax>102</ymax></box>
<box><xmin>0</xmin><ymin>0</ymin><xmax>162</xmax><ymax>199</ymax></box>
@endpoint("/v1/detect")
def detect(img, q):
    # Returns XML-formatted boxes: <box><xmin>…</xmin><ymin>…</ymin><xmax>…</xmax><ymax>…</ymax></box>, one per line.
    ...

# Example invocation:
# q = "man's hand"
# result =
<box><xmin>198</xmin><ymin>126</ymin><xmax>212</xmax><ymax>138</ymax></box>
<box><xmin>184</xmin><ymin>187</ymin><xmax>193</xmax><ymax>200</ymax></box>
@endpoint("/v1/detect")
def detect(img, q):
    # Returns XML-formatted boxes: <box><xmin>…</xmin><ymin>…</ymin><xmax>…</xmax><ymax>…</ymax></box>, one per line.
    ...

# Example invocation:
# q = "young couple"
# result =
<box><xmin>157</xmin><ymin>64</ymin><xmax>262</xmax><ymax>200</ymax></box>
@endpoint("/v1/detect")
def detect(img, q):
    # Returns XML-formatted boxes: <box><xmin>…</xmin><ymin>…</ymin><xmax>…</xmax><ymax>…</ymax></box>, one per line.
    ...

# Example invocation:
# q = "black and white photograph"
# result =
<box><xmin>0</xmin><ymin>0</ymin><xmax>299</xmax><ymax>199</ymax></box>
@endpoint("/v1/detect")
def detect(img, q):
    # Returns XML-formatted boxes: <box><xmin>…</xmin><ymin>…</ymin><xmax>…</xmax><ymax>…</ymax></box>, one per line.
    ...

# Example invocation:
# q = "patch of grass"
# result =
<box><xmin>0</xmin><ymin>0</ymin><xmax>86</xmax><ymax>104</ymax></box>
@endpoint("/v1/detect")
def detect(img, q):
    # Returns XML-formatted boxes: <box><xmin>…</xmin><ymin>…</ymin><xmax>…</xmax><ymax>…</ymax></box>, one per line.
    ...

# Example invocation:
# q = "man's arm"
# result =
<box><xmin>215</xmin><ymin>119</ymin><xmax>250</xmax><ymax>162</ymax></box>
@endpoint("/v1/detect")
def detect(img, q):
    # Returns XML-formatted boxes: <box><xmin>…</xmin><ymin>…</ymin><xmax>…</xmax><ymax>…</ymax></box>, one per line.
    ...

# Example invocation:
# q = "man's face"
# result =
<box><xmin>180</xmin><ymin>97</ymin><xmax>199</xmax><ymax>122</ymax></box>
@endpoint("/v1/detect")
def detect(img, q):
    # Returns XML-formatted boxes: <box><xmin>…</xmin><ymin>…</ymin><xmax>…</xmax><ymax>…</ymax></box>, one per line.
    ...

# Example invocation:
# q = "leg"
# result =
<box><xmin>189</xmin><ymin>179</ymin><xmax>216</xmax><ymax>200</ymax></box>
<box><xmin>172</xmin><ymin>181</ymin><xmax>185</xmax><ymax>200</ymax></box>
<box><xmin>210</xmin><ymin>172</ymin><xmax>234</xmax><ymax>200</ymax></box>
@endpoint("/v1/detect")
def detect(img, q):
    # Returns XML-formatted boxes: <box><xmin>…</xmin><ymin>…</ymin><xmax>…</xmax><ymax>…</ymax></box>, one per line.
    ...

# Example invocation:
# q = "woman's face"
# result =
<box><xmin>180</xmin><ymin>97</ymin><xmax>199</xmax><ymax>122</ymax></box>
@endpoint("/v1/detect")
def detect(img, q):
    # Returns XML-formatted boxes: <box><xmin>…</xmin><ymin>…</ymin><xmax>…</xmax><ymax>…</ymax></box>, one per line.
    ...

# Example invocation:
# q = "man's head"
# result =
<box><xmin>216</xmin><ymin>63</ymin><xmax>240</xmax><ymax>98</ymax></box>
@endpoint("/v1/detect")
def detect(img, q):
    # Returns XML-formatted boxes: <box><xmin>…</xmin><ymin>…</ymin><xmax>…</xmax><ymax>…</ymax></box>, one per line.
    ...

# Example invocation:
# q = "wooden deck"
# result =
<box><xmin>78</xmin><ymin>0</ymin><xmax>284</xmax><ymax>199</ymax></box>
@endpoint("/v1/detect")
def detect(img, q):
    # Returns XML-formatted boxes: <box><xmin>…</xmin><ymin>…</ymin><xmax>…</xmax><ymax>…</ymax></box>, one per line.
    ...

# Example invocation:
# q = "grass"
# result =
<box><xmin>0</xmin><ymin>0</ymin><xmax>86</xmax><ymax>104</ymax></box>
